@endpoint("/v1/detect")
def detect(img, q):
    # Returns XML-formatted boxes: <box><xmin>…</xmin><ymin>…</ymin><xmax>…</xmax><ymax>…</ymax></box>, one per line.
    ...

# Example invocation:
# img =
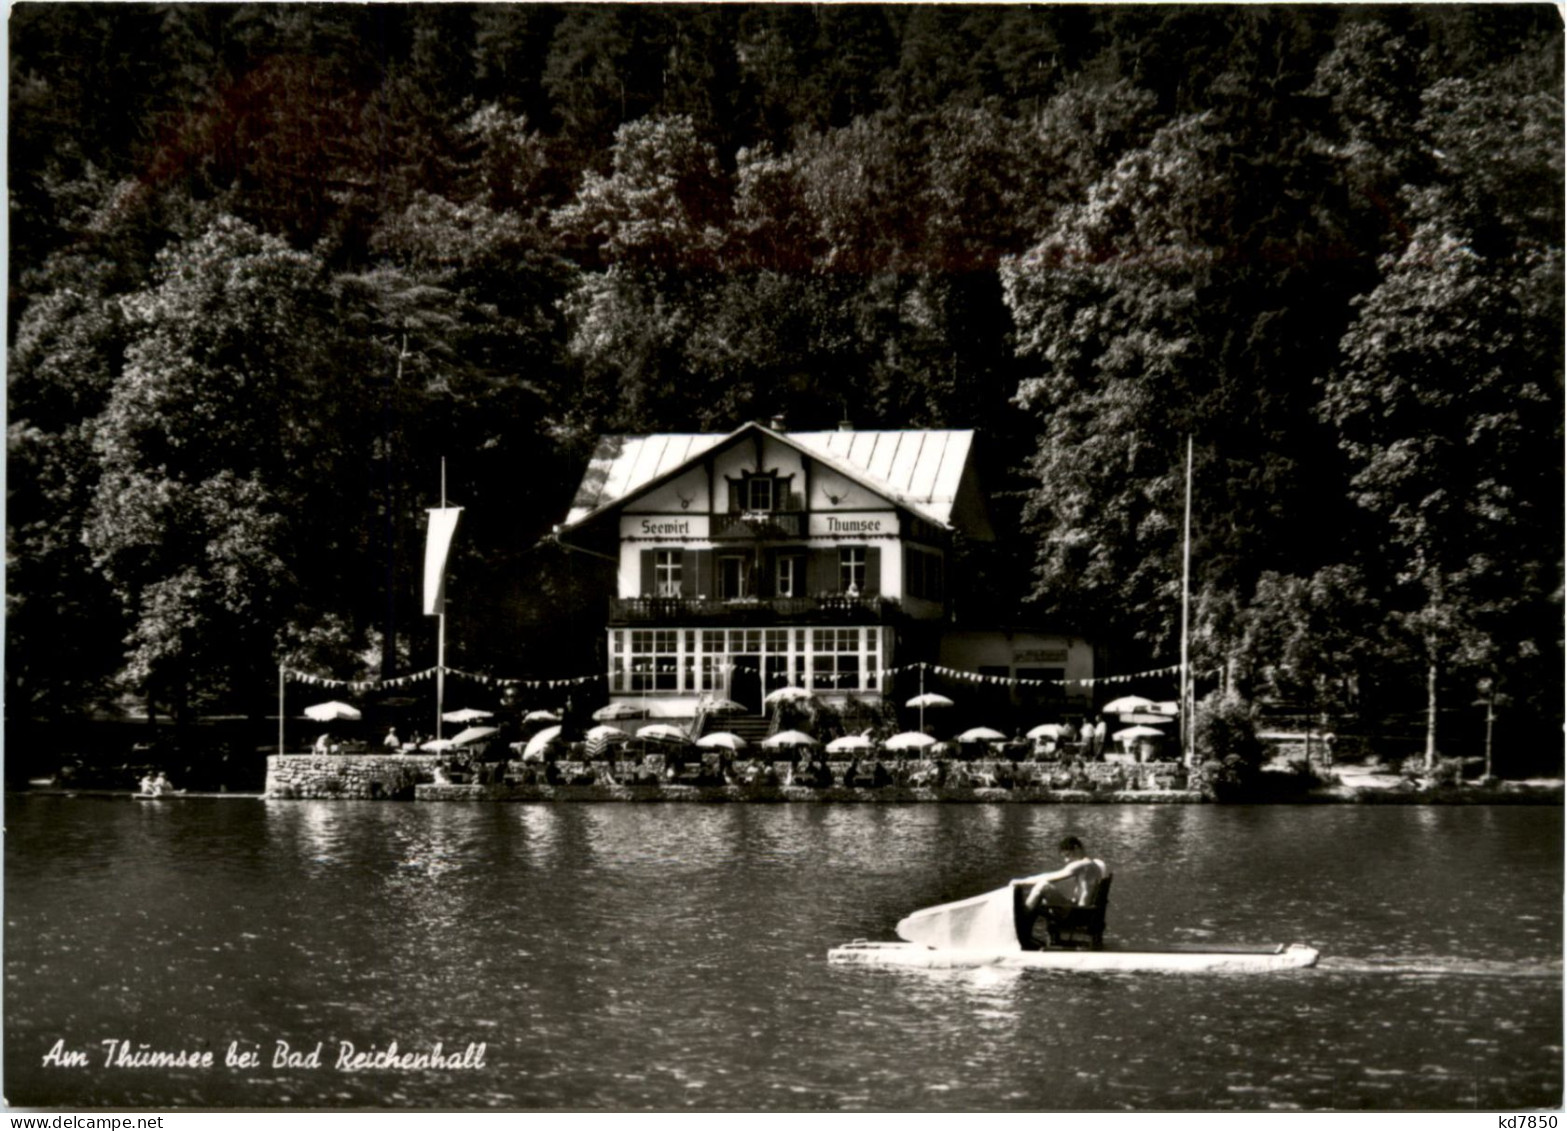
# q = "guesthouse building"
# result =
<box><xmin>553</xmin><ymin>420</ymin><xmax>1093</xmax><ymax>720</ymax></box>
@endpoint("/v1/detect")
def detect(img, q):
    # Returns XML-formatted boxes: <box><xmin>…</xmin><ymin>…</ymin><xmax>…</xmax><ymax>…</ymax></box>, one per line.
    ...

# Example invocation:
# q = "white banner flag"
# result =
<box><xmin>424</xmin><ymin>507</ymin><xmax>463</xmax><ymax>615</ymax></box>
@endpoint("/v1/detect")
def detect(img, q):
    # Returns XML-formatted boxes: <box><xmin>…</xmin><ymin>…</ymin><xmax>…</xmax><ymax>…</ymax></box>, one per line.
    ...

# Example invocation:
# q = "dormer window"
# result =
<box><xmin>747</xmin><ymin>475</ymin><xmax>774</xmax><ymax>512</ymax></box>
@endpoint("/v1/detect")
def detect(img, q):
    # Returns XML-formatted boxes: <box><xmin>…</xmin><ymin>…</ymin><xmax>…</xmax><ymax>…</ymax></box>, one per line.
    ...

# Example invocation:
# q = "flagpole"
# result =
<box><xmin>278</xmin><ymin>663</ymin><xmax>285</xmax><ymax>757</ymax></box>
<box><xmin>1180</xmin><ymin>435</ymin><xmax>1193</xmax><ymax>768</ymax></box>
<box><xmin>437</xmin><ymin>458</ymin><xmax>447</xmax><ymax>742</ymax></box>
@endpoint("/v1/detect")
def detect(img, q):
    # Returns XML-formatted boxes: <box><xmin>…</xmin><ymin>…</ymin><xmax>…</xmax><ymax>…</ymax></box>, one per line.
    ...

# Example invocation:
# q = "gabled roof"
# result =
<box><xmin>563</xmin><ymin>422</ymin><xmax>981</xmax><ymax>532</ymax></box>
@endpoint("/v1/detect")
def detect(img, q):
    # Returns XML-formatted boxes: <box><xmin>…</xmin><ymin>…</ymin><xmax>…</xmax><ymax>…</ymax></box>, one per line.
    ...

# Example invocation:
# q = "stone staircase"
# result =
<box><xmin>698</xmin><ymin>712</ymin><xmax>774</xmax><ymax>748</ymax></box>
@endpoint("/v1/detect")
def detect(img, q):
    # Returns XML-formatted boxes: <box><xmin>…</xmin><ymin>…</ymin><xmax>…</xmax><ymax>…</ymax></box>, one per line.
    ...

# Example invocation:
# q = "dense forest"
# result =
<box><xmin>7</xmin><ymin>4</ymin><xmax>1563</xmax><ymax>769</ymax></box>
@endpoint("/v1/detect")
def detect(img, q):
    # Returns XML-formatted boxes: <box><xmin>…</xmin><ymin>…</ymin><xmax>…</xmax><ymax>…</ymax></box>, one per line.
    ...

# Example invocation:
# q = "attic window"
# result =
<box><xmin>729</xmin><ymin>469</ymin><xmax>793</xmax><ymax>513</ymax></box>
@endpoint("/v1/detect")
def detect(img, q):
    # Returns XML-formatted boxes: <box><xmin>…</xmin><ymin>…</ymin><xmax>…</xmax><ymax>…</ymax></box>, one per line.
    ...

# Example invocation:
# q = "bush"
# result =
<box><xmin>1192</xmin><ymin>691</ymin><xmax>1267</xmax><ymax>770</ymax></box>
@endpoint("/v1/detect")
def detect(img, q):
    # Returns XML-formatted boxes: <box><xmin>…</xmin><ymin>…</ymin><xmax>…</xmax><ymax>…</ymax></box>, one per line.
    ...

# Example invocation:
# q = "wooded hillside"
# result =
<box><xmin>8</xmin><ymin>4</ymin><xmax>1562</xmax><ymax>766</ymax></box>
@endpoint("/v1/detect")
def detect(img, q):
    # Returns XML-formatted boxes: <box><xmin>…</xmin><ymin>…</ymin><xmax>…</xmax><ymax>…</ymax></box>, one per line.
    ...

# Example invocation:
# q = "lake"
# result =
<box><xmin>4</xmin><ymin>796</ymin><xmax>1561</xmax><ymax>1111</ymax></box>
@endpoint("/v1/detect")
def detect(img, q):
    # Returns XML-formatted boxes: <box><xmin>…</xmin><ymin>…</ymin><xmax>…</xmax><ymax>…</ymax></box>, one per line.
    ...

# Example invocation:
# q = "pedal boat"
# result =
<box><xmin>828</xmin><ymin>939</ymin><xmax>1320</xmax><ymax>972</ymax></box>
<box><xmin>830</xmin><ymin>877</ymin><xmax>1320</xmax><ymax>972</ymax></box>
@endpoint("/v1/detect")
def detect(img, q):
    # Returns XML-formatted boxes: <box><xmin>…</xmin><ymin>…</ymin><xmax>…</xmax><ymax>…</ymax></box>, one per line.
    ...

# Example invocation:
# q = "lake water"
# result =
<box><xmin>4</xmin><ymin>796</ymin><xmax>1561</xmax><ymax>1111</ymax></box>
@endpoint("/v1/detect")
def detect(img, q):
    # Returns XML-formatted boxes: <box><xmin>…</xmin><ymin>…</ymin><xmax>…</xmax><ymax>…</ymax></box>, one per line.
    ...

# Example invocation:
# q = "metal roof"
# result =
<box><xmin>564</xmin><ymin>427</ymin><xmax>976</xmax><ymax>528</ymax></box>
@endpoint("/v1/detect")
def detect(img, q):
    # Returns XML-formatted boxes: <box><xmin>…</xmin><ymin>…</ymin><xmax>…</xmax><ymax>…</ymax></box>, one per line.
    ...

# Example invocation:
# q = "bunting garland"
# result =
<box><xmin>281</xmin><ymin>660</ymin><xmax>1220</xmax><ymax>695</ymax></box>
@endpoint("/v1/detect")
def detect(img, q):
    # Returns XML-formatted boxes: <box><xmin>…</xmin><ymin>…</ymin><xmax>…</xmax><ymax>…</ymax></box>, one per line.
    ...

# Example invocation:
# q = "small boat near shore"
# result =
<box><xmin>828</xmin><ymin>939</ymin><xmax>1320</xmax><ymax>972</ymax></box>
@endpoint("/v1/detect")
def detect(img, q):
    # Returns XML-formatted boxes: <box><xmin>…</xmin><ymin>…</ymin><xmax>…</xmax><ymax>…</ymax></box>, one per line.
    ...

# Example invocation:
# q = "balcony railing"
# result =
<box><xmin>609</xmin><ymin>594</ymin><xmax>898</xmax><ymax>625</ymax></box>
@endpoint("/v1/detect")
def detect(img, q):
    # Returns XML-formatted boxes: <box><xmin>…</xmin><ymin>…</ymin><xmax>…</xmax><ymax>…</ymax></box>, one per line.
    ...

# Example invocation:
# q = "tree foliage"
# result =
<box><xmin>5</xmin><ymin>4</ymin><xmax>1560</xmax><ymax>769</ymax></box>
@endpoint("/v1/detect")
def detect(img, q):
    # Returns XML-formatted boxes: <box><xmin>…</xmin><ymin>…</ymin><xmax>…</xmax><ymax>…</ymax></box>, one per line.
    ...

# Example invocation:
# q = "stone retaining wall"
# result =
<box><xmin>265</xmin><ymin>754</ymin><xmax>444</xmax><ymax>799</ymax></box>
<box><xmin>265</xmin><ymin>753</ymin><xmax>1191</xmax><ymax>800</ymax></box>
<box><xmin>416</xmin><ymin>782</ymin><xmax>1204</xmax><ymax>803</ymax></box>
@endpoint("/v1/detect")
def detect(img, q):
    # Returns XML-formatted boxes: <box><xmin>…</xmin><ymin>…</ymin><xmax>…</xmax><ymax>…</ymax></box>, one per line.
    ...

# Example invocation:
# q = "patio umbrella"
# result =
<box><xmin>695</xmin><ymin>732</ymin><xmax>748</xmax><ymax>752</ymax></box>
<box><xmin>523</xmin><ymin>710</ymin><xmax>562</xmax><ymax>724</ymax></box>
<box><xmin>957</xmin><ymin>726</ymin><xmax>1007</xmax><ymax>743</ymax></box>
<box><xmin>450</xmin><ymin>725</ymin><xmax>499</xmax><ymax>747</ymax></box>
<box><xmin>764</xmin><ymin>686</ymin><xmax>813</xmax><ymax>706</ymax></box>
<box><xmin>593</xmin><ymin>703</ymin><xmax>647</xmax><ymax>721</ymax></box>
<box><xmin>637</xmin><ymin>724</ymin><xmax>692</xmax><ymax>745</ymax></box>
<box><xmin>1027</xmin><ymin>723</ymin><xmax>1069</xmax><ymax>739</ymax></box>
<box><xmin>304</xmin><ymin>700</ymin><xmax>361</xmax><ymax>723</ymax></box>
<box><xmin>1119</xmin><ymin>713</ymin><xmax>1174</xmax><ymax>726</ymax></box>
<box><xmin>584</xmin><ymin>725</ymin><xmax>630</xmax><ymax>759</ymax></box>
<box><xmin>523</xmin><ymin>725</ymin><xmax>562</xmax><ymax>761</ymax></box>
<box><xmin>761</xmin><ymin>730</ymin><xmax>818</xmax><ymax>749</ymax></box>
<box><xmin>826</xmin><ymin>734</ymin><xmax>876</xmax><ymax>754</ymax></box>
<box><xmin>1152</xmin><ymin>701</ymin><xmax>1180</xmax><ymax>716</ymax></box>
<box><xmin>702</xmin><ymin>698</ymin><xmax>749</xmax><ymax>714</ymax></box>
<box><xmin>906</xmin><ymin>691</ymin><xmax>953</xmax><ymax>734</ymax></box>
<box><xmin>442</xmin><ymin>707</ymin><xmax>494</xmax><ymax>723</ymax></box>
<box><xmin>420</xmin><ymin>738</ymin><xmax>457</xmax><ymax>752</ymax></box>
<box><xmin>1113</xmin><ymin>725</ymin><xmax>1166</xmax><ymax>741</ymax></box>
<box><xmin>884</xmin><ymin>731</ymin><xmax>938</xmax><ymax>751</ymax></box>
<box><xmin>1102</xmin><ymin>695</ymin><xmax>1156</xmax><ymax>715</ymax></box>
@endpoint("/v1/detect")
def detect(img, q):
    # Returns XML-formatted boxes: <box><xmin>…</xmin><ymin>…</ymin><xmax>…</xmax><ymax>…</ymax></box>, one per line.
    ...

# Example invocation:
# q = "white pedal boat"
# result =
<box><xmin>828</xmin><ymin>939</ymin><xmax>1320</xmax><ymax>973</ymax></box>
<box><xmin>832</xmin><ymin>876</ymin><xmax>1320</xmax><ymax>973</ymax></box>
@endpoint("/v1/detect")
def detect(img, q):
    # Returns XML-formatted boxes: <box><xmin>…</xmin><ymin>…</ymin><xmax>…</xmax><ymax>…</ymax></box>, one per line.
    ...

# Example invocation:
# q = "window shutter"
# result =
<box><xmin>681</xmin><ymin>550</ymin><xmax>698</xmax><ymax>598</ymax></box>
<box><xmin>812</xmin><ymin>549</ymin><xmax>837</xmax><ymax>594</ymax></box>
<box><xmin>692</xmin><ymin>550</ymin><xmax>712</xmax><ymax>599</ymax></box>
<box><xmin>641</xmin><ymin>550</ymin><xmax>655</xmax><ymax>597</ymax></box>
<box><xmin>863</xmin><ymin>547</ymin><xmax>881</xmax><ymax>596</ymax></box>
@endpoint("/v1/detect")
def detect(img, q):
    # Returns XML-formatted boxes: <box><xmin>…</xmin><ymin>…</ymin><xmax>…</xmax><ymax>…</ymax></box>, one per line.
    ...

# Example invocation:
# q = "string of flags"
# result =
<box><xmin>282</xmin><ymin>660</ymin><xmax>1219</xmax><ymax>695</ymax></box>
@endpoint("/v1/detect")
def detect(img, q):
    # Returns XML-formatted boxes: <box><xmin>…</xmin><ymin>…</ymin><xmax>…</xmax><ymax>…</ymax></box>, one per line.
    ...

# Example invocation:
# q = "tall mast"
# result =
<box><xmin>1180</xmin><ymin>435</ymin><xmax>1193</xmax><ymax>767</ymax></box>
<box><xmin>436</xmin><ymin>458</ymin><xmax>447</xmax><ymax>741</ymax></box>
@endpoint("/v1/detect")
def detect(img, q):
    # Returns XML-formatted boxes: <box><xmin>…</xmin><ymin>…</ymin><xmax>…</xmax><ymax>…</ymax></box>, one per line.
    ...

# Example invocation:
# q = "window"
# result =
<box><xmin>811</xmin><ymin>628</ymin><xmax>863</xmax><ymax>691</ymax></box>
<box><xmin>839</xmin><ymin>547</ymin><xmax>866</xmax><ymax>593</ymax></box>
<box><xmin>629</xmin><ymin>629</ymin><xmax>679</xmax><ymax>691</ymax></box>
<box><xmin>655</xmin><ymin>550</ymin><xmax>682</xmax><ymax>597</ymax></box>
<box><xmin>776</xmin><ymin>555</ymin><xmax>800</xmax><ymax>597</ymax></box>
<box><xmin>747</xmin><ymin>476</ymin><xmax>774</xmax><ymax>511</ymax></box>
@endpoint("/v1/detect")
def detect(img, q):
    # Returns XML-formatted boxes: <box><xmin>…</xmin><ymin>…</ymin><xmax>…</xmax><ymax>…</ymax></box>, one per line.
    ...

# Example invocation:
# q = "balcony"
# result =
<box><xmin>608</xmin><ymin>594</ymin><xmax>899</xmax><ymax>626</ymax></box>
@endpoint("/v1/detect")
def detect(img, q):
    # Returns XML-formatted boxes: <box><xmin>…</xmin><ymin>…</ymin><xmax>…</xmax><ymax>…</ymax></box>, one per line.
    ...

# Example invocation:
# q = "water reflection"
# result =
<box><xmin>4</xmin><ymin>797</ymin><xmax>1561</xmax><ymax>1111</ymax></box>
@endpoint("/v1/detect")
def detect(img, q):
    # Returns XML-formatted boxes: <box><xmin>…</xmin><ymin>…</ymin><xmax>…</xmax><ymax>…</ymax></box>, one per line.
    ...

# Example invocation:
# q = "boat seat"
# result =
<box><xmin>1016</xmin><ymin>875</ymin><xmax>1112</xmax><ymax>951</ymax></box>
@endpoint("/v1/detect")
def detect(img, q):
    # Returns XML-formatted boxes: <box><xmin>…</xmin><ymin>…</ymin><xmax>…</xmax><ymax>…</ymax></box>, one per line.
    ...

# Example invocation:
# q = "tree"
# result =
<box><xmin>83</xmin><ymin>217</ymin><xmax>359</xmax><ymax>720</ymax></box>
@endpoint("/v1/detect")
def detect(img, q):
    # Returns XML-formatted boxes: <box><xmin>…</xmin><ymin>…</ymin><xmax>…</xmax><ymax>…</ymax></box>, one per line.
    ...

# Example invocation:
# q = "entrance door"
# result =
<box><xmin>730</xmin><ymin>655</ymin><xmax>761</xmax><ymax>713</ymax></box>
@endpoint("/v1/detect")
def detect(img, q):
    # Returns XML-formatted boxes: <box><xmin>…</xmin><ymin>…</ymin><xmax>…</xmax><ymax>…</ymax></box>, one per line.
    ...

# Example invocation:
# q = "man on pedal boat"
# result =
<box><xmin>1016</xmin><ymin>835</ymin><xmax>1110</xmax><ymax>948</ymax></box>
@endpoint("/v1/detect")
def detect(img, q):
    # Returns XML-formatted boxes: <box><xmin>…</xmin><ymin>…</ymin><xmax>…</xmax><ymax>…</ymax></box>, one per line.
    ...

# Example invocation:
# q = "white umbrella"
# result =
<box><xmin>764</xmin><ymin>686</ymin><xmax>813</xmax><ymax>706</ymax></box>
<box><xmin>421</xmin><ymin>738</ymin><xmax>457</xmax><ymax>752</ymax></box>
<box><xmin>524</xmin><ymin>709</ymin><xmax>562</xmax><ymax>723</ymax></box>
<box><xmin>1028</xmin><ymin>723</ymin><xmax>1069</xmax><ymax>739</ymax></box>
<box><xmin>1119</xmin><ymin>712</ymin><xmax>1174</xmax><ymax>726</ymax></box>
<box><xmin>1102</xmin><ymin>696</ymin><xmax>1156</xmax><ymax>715</ymax></box>
<box><xmin>304</xmin><ymin>700</ymin><xmax>361</xmax><ymax>723</ymax></box>
<box><xmin>696</xmin><ymin>732</ymin><xmax>748</xmax><ymax>752</ymax></box>
<box><xmin>1113</xmin><ymin>725</ymin><xmax>1166</xmax><ymax>741</ymax></box>
<box><xmin>593</xmin><ymin>703</ymin><xmax>647</xmax><ymax>721</ymax></box>
<box><xmin>761</xmin><ymin>729</ymin><xmax>818</xmax><ymax>749</ymax></box>
<box><xmin>523</xmin><ymin>725</ymin><xmax>562</xmax><ymax>761</ymax></box>
<box><xmin>450</xmin><ymin>725</ymin><xmax>499</xmax><ymax>747</ymax></box>
<box><xmin>826</xmin><ymin>734</ymin><xmax>876</xmax><ymax>754</ymax></box>
<box><xmin>884</xmin><ymin>731</ymin><xmax>938</xmax><ymax>751</ymax></box>
<box><xmin>957</xmin><ymin>726</ymin><xmax>1007</xmax><ymax>743</ymax></box>
<box><xmin>702</xmin><ymin>698</ymin><xmax>749</xmax><ymax>713</ymax></box>
<box><xmin>1152</xmin><ymin>701</ymin><xmax>1180</xmax><ymax>716</ymax></box>
<box><xmin>584</xmin><ymin>725</ymin><xmax>630</xmax><ymax>758</ymax></box>
<box><xmin>905</xmin><ymin>693</ymin><xmax>955</xmax><ymax>709</ymax></box>
<box><xmin>442</xmin><ymin>707</ymin><xmax>494</xmax><ymax>723</ymax></box>
<box><xmin>637</xmin><ymin>724</ymin><xmax>691</xmax><ymax>744</ymax></box>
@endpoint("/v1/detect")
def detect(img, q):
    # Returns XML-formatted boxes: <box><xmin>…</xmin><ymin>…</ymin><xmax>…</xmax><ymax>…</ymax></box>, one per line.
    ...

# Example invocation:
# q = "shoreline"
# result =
<box><xmin>11</xmin><ymin>783</ymin><xmax>1562</xmax><ymax>805</ymax></box>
